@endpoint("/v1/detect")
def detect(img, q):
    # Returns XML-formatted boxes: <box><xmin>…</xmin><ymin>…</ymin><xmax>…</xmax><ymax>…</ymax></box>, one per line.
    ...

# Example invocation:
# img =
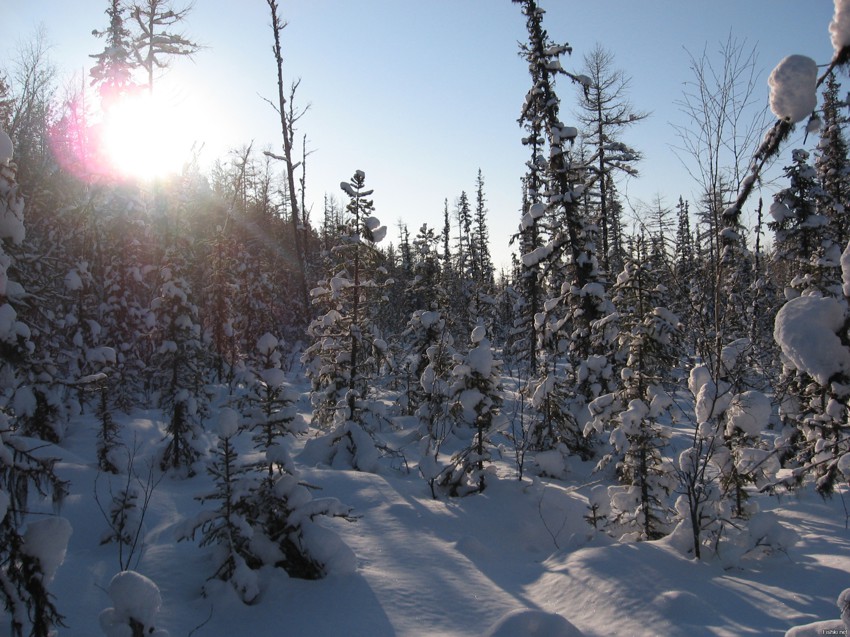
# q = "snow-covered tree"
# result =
<box><xmin>90</xmin><ymin>0</ymin><xmax>137</xmax><ymax>105</ymax></box>
<box><xmin>240</xmin><ymin>333</ymin><xmax>303</xmax><ymax>480</ymax></box>
<box><xmin>0</xmin><ymin>132</ymin><xmax>72</xmax><ymax>637</ymax></box>
<box><xmin>586</xmin><ymin>244</ymin><xmax>680</xmax><ymax>540</ymax></box>
<box><xmin>815</xmin><ymin>73</ymin><xmax>850</xmax><ymax>246</ymax></box>
<box><xmin>151</xmin><ymin>248</ymin><xmax>208</xmax><ymax>475</ymax></box>
<box><xmin>405</xmin><ymin>310</ymin><xmax>457</xmax><ymax>495</ymax></box>
<box><xmin>770</xmin><ymin>149</ymin><xmax>839</xmax><ymax>297</ymax></box>
<box><xmin>436</xmin><ymin>325</ymin><xmax>503</xmax><ymax>496</ymax></box>
<box><xmin>180</xmin><ymin>408</ymin><xmax>260</xmax><ymax>604</ymax></box>
<box><xmin>302</xmin><ymin>170</ymin><xmax>395</xmax><ymax>471</ymax></box>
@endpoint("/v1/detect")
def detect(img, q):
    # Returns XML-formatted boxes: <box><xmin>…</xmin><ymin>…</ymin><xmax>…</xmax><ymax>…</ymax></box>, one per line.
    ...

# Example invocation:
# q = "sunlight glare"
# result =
<box><xmin>102</xmin><ymin>89</ymin><xmax>199</xmax><ymax>181</ymax></box>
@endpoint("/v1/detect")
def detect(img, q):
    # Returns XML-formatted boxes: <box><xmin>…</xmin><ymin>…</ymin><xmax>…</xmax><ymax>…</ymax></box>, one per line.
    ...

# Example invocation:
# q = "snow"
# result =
<box><xmin>467</xmin><ymin>340</ymin><xmax>494</xmax><ymax>375</ymax></box>
<box><xmin>87</xmin><ymin>346</ymin><xmax>117</xmax><ymax>364</ymax></box>
<box><xmin>831</xmin><ymin>0</ymin><xmax>850</xmax><ymax>53</ymax></box>
<box><xmin>841</xmin><ymin>240</ymin><xmax>850</xmax><ymax>297</ymax></box>
<box><xmin>23</xmin><ymin>516</ymin><xmax>72</xmax><ymax>583</ymax></box>
<box><xmin>484</xmin><ymin>608</ymin><xmax>583</xmax><ymax>637</ymax></box>
<box><xmin>256</xmin><ymin>332</ymin><xmax>278</xmax><ymax>355</ymax></box>
<box><xmin>725</xmin><ymin>390</ymin><xmax>772</xmax><ymax>437</ymax></box>
<box><xmin>259</xmin><ymin>367</ymin><xmax>286</xmax><ymax>387</ymax></box>
<box><xmin>13</xmin><ymin>400</ymin><xmax>850</xmax><ymax>636</ymax></box>
<box><xmin>688</xmin><ymin>364</ymin><xmax>733</xmax><ymax>423</ymax></box>
<box><xmin>216</xmin><ymin>407</ymin><xmax>240</xmax><ymax>438</ymax></box>
<box><xmin>768</xmin><ymin>55</ymin><xmax>818</xmax><ymax>123</ymax></box>
<box><xmin>99</xmin><ymin>570</ymin><xmax>168</xmax><ymax>637</ymax></box>
<box><xmin>774</xmin><ymin>295</ymin><xmax>850</xmax><ymax>384</ymax></box>
<box><xmin>0</xmin><ymin>129</ymin><xmax>12</xmax><ymax>164</ymax></box>
<box><xmin>522</xmin><ymin>244</ymin><xmax>553</xmax><ymax>267</ymax></box>
<box><xmin>64</xmin><ymin>268</ymin><xmax>83</xmax><ymax>291</ymax></box>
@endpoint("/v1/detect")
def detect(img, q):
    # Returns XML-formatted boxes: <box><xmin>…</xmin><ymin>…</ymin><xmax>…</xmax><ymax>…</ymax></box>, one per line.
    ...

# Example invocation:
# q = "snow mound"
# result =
<box><xmin>768</xmin><ymin>55</ymin><xmax>817</xmax><ymax>123</ymax></box>
<box><xmin>99</xmin><ymin>570</ymin><xmax>168</xmax><ymax>637</ymax></box>
<box><xmin>484</xmin><ymin>609</ymin><xmax>584</xmax><ymax>637</ymax></box>
<box><xmin>774</xmin><ymin>295</ymin><xmax>850</xmax><ymax>384</ymax></box>
<box><xmin>23</xmin><ymin>516</ymin><xmax>72</xmax><ymax>583</ymax></box>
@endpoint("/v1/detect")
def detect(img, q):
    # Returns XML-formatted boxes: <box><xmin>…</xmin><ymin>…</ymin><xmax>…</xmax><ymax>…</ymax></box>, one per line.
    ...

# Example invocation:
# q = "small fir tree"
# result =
<box><xmin>436</xmin><ymin>325</ymin><xmax>503</xmax><ymax>496</ymax></box>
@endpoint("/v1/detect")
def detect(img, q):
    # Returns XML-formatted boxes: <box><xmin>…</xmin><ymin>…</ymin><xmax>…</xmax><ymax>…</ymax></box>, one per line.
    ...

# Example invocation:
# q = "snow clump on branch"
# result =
<box><xmin>831</xmin><ymin>0</ymin><xmax>850</xmax><ymax>54</ymax></box>
<box><xmin>768</xmin><ymin>55</ymin><xmax>818</xmax><ymax>123</ymax></box>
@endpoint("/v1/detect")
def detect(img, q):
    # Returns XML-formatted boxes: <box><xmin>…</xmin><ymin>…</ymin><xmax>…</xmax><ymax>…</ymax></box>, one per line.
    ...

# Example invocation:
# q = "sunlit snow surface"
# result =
<box><xmin>25</xmin><ymin>382</ymin><xmax>850</xmax><ymax>637</ymax></box>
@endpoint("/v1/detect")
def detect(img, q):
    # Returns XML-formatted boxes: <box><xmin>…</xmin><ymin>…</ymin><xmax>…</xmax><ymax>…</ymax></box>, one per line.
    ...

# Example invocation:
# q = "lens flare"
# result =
<box><xmin>101</xmin><ymin>90</ymin><xmax>193</xmax><ymax>181</ymax></box>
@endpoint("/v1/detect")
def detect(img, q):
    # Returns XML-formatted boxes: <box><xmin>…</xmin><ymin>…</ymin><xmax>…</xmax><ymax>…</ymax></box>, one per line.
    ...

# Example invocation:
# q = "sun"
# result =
<box><xmin>101</xmin><ymin>89</ymin><xmax>199</xmax><ymax>181</ymax></box>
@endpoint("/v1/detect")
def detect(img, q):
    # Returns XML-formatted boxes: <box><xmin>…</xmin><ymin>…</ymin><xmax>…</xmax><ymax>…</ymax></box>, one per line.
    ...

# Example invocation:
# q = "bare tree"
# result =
<box><xmin>6</xmin><ymin>27</ymin><xmax>57</xmax><ymax>189</ymax></box>
<box><xmin>265</xmin><ymin>0</ymin><xmax>310</xmax><ymax>316</ymax></box>
<box><xmin>672</xmin><ymin>34</ymin><xmax>769</xmax><ymax>373</ymax></box>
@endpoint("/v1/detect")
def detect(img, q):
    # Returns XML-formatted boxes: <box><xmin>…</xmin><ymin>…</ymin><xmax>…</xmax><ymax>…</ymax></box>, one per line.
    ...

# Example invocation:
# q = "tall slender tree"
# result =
<box><xmin>576</xmin><ymin>44</ymin><xmax>647</xmax><ymax>276</ymax></box>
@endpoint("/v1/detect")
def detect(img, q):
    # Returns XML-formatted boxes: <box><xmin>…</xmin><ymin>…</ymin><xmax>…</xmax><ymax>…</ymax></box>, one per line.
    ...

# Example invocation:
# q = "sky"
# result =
<box><xmin>0</xmin><ymin>1</ymin><xmax>839</xmax><ymax>269</ymax></box>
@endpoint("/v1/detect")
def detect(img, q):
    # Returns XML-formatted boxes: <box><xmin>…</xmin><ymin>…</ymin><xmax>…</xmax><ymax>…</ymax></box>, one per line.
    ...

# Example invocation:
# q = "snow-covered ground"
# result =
<box><xmin>27</xmin><ymin>386</ymin><xmax>850</xmax><ymax>636</ymax></box>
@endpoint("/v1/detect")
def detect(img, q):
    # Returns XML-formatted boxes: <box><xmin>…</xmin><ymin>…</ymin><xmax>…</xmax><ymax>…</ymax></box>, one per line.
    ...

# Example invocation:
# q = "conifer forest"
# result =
<box><xmin>4</xmin><ymin>1</ymin><xmax>850</xmax><ymax>635</ymax></box>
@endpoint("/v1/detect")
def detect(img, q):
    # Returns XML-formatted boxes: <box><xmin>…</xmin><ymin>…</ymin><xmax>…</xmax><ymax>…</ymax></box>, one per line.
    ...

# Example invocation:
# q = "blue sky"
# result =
<box><xmin>1</xmin><ymin>1</ymin><xmax>838</xmax><ymax>268</ymax></box>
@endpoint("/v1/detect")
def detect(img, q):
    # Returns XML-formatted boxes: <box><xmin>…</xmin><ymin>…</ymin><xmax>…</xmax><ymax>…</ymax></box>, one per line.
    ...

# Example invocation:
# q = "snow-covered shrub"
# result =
<box><xmin>99</xmin><ymin>570</ymin><xmax>169</xmax><ymax>637</ymax></box>
<box><xmin>243</xmin><ymin>471</ymin><xmax>356</xmax><ymax>580</ymax></box>
<box><xmin>183</xmin><ymin>408</ymin><xmax>356</xmax><ymax>591</ymax></box>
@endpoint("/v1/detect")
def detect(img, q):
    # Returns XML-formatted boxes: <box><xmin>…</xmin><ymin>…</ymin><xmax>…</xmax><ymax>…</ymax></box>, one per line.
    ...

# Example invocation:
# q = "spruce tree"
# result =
<box><xmin>436</xmin><ymin>325</ymin><xmax>503</xmax><ymax>496</ymax></box>
<box><xmin>815</xmin><ymin>73</ymin><xmax>850</xmax><ymax>247</ymax></box>
<box><xmin>241</xmin><ymin>333</ymin><xmax>303</xmax><ymax>480</ymax></box>
<box><xmin>302</xmin><ymin>170</ymin><xmax>395</xmax><ymax>471</ymax></box>
<box><xmin>0</xmin><ymin>133</ymin><xmax>71</xmax><ymax>637</ymax></box>
<box><xmin>586</xmin><ymin>239</ymin><xmax>679</xmax><ymax>540</ymax></box>
<box><xmin>90</xmin><ymin>0</ymin><xmax>137</xmax><ymax>105</ymax></box>
<box><xmin>180</xmin><ymin>409</ymin><xmax>261</xmax><ymax>603</ymax></box>
<box><xmin>151</xmin><ymin>247</ymin><xmax>208</xmax><ymax>475</ymax></box>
